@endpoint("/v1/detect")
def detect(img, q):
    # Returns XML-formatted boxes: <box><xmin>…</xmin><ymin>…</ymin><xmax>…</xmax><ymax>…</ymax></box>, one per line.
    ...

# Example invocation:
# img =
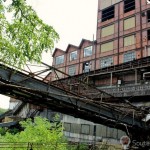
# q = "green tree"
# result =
<box><xmin>0</xmin><ymin>108</ymin><xmax>7</xmax><ymax>114</ymax></box>
<box><xmin>0</xmin><ymin>117</ymin><xmax>67</xmax><ymax>150</ymax></box>
<box><xmin>0</xmin><ymin>0</ymin><xmax>59</xmax><ymax>67</ymax></box>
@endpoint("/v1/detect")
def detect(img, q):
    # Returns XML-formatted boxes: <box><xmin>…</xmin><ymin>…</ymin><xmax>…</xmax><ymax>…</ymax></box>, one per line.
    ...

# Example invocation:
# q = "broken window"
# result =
<box><xmin>147</xmin><ymin>30</ymin><xmax>150</xmax><ymax>41</ymax></box>
<box><xmin>124</xmin><ymin>0</ymin><xmax>135</xmax><ymax>13</ymax></box>
<box><xmin>83</xmin><ymin>61</ymin><xmax>91</xmax><ymax>73</ymax></box>
<box><xmin>102</xmin><ymin>6</ymin><xmax>114</xmax><ymax>22</ymax></box>
<box><xmin>100</xmin><ymin>57</ymin><xmax>113</xmax><ymax>68</ymax></box>
<box><xmin>124</xmin><ymin>51</ymin><xmax>135</xmax><ymax>63</ymax></box>
<box><xmin>147</xmin><ymin>10</ymin><xmax>150</xmax><ymax>22</ymax></box>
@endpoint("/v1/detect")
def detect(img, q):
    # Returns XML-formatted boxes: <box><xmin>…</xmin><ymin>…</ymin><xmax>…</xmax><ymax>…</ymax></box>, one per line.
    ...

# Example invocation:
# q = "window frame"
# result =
<box><xmin>148</xmin><ymin>30</ymin><xmax>150</xmax><ymax>41</ymax></box>
<box><xmin>100</xmin><ymin>57</ymin><xmax>113</xmax><ymax>68</ymax></box>
<box><xmin>55</xmin><ymin>55</ymin><xmax>64</xmax><ymax>65</ymax></box>
<box><xmin>70</xmin><ymin>51</ymin><xmax>77</xmax><ymax>61</ymax></box>
<box><xmin>68</xmin><ymin>65</ymin><xmax>76</xmax><ymax>76</ymax></box>
<box><xmin>123</xmin><ymin>51</ymin><xmax>136</xmax><ymax>63</ymax></box>
<box><xmin>124</xmin><ymin>34</ymin><xmax>135</xmax><ymax>47</ymax></box>
<box><xmin>82</xmin><ymin>61</ymin><xmax>91</xmax><ymax>73</ymax></box>
<box><xmin>81</xmin><ymin>124</ymin><xmax>90</xmax><ymax>135</ymax></box>
<box><xmin>83</xmin><ymin>46</ymin><xmax>93</xmax><ymax>57</ymax></box>
<box><xmin>102</xmin><ymin>5</ymin><xmax>115</xmax><ymax>22</ymax></box>
<box><xmin>124</xmin><ymin>0</ymin><xmax>135</xmax><ymax>13</ymax></box>
<box><xmin>63</xmin><ymin>122</ymin><xmax>71</xmax><ymax>132</ymax></box>
<box><xmin>124</xmin><ymin>16</ymin><xmax>136</xmax><ymax>30</ymax></box>
<box><xmin>101</xmin><ymin>41</ymin><xmax>114</xmax><ymax>53</ymax></box>
<box><xmin>147</xmin><ymin>10</ymin><xmax>150</xmax><ymax>23</ymax></box>
<box><xmin>101</xmin><ymin>24</ymin><xmax>115</xmax><ymax>37</ymax></box>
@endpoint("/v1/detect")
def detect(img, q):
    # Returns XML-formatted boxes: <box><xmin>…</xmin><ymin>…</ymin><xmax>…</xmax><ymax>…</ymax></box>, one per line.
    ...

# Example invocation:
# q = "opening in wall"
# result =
<box><xmin>102</xmin><ymin>6</ymin><xmax>114</xmax><ymax>22</ymax></box>
<box><xmin>83</xmin><ymin>61</ymin><xmax>91</xmax><ymax>73</ymax></box>
<box><xmin>147</xmin><ymin>30</ymin><xmax>150</xmax><ymax>41</ymax></box>
<box><xmin>147</xmin><ymin>10</ymin><xmax>150</xmax><ymax>22</ymax></box>
<box><xmin>124</xmin><ymin>0</ymin><xmax>135</xmax><ymax>13</ymax></box>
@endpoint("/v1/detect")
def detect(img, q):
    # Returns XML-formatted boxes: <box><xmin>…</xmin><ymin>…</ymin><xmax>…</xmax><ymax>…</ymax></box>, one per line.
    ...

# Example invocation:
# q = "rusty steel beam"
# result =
<box><xmin>0</xmin><ymin>64</ymin><xmax>148</xmax><ymax>131</ymax></box>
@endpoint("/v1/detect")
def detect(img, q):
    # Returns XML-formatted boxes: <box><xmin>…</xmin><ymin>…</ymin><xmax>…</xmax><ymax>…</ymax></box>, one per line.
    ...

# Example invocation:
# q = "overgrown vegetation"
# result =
<box><xmin>0</xmin><ymin>116</ymin><xmax>88</xmax><ymax>150</ymax></box>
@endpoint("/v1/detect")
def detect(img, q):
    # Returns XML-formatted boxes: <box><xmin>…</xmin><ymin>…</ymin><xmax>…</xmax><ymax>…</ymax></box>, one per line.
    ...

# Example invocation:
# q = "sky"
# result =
<box><xmin>0</xmin><ymin>0</ymin><xmax>98</xmax><ymax>109</ymax></box>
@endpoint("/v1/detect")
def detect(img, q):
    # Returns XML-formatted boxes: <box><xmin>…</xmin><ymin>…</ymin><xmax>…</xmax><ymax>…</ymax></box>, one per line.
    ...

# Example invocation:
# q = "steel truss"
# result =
<box><xmin>0</xmin><ymin>61</ymin><xmax>150</xmax><ymax>147</ymax></box>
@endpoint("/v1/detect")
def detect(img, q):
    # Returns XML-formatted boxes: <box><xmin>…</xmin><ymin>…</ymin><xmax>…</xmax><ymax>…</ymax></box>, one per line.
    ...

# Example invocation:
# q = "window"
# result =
<box><xmin>124</xmin><ymin>17</ymin><xmax>135</xmax><ymax>30</ymax></box>
<box><xmin>102</xmin><ymin>6</ymin><xmax>114</xmax><ymax>22</ymax></box>
<box><xmin>55</xmin><ymin>55</ymin><xmax>64</xmax><ymax>65</ymax></box>
<box><xmin>84</xmin><ymin>46</ymin><xmax>92</xmax><ymax>57</ymax></box>
<box><xmin>148</xmin><ymin>30</ymin><xmax>150</xmax><ymax>41</ymax></box>
<box><xmin>124</xmin><ymin>0</ymin><xmax>135</xmax><ymax>13</ymax></box>
<box><xmin>101</xmin><ymin>41</ymin><xmax>114</xmax><ymax>52</ymax></box>
<box><xmin>124</xmin><ymin>51</ymin><xmax>135</xmax><ymax>63</ymax></box>
<box><xmin>68</xmin><ymin>65</ymin><xmax>76</xmax><ymax>76</ymax></box>
<box><xmin>147</xmin><ymin>10</ymin><xmax>150</xmax><ymax>22</ymax></box>
<box><xmin>70</xmin><ymin>51</ymin><xmax>77</xmax><ymax>61</ymax></box>
<box><xmin>83</xmin><ymin>61</ymin><xmax>91</xmax><ymax>73</ymax></box>
<box><xmin>124</xmin><ymin>35</ymin><xmax>135</xmax><ymax>47</ymax></box>
<box><xmin>101</xmin><ymin>57</ymin><xmax>113</xmax><ymax>68</ymax></box>
<box><xmin>63</xmin><ymin>123</ymin><xmax>71</xmax><ymax>132</ymax></box>
<box><xmin>81</xmin><ymin>124</ymin><xmax>90</xmax><ymax>134</ymax></box>
<box><xmin>101</xmin><ymin>24</ymin><xmax>114</xmax><ymax>37</ymax></box>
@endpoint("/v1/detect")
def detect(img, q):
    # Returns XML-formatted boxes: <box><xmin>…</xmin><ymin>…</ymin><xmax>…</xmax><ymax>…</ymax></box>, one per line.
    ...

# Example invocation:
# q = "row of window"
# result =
<box><xmin>56</xmin><ymin>34</ymin><xmax>135</xmax><ymax>65</ymax></box>
<box><xmin>101</xmin><ymin>16</ymin><xmax>135</xmax><ymax>38</ymax></box>
<box><xmin>101</xmin><ymin>34</ymin><xmax>135</xmax><ymax>52</ymax></box>
<box><xmin>102</xmin><ymin>9</ymin><xmax>150</xmax><ymax>38</ymax></box>
<box><xmin>102</xmin><ymin>0</ymin><xmax>135</xmax><ymax>22</ymax></box>
<box><xmin>102</xmin><ymin>28</ymin><xmax>150</xmax><ymax>52</ymax></box>
<box><xmin>55</xmin><ymin>46</ymin><xmax>93</xmax><ymax>65</ymax></box>
<box><xmin>67</xmin><ymin>51</ymin><xmax>135</xmax><ymax>75</ymax></box>
<box><xmin>64</xmin><ymin>122</ymin><xmax>126</xmax><ymax>138</ymax></box>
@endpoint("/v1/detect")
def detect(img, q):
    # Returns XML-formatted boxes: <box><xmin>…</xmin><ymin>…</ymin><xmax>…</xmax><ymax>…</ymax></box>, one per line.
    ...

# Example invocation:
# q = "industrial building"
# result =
<box><xmin>48</xmin><ymin>0</ymin><xmax>150</xmax><ymax>89</ymax></box>
<box><xmin>1</xmin><ymin>0</ymin><xmax>150</xmax><ymax>147</ymax></box>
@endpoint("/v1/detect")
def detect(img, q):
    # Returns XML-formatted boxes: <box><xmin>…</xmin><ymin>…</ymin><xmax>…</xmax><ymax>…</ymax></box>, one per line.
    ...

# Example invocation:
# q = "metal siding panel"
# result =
<box><xmin>96</xmin><ymin>125</ymin><xmax>107</xmax><ymax>137</ymax></box>
<box><xmin>124</xmin><ymin>17</ymin><xmax>135</xmax><ymax>30</ymax></box>
<box><xmin>100</xmin><ymin>0</ymin><xmax>121</xmax><ymax>10</ymax></box>
<box><xmin>101</xmin><ymin>24</ymin><xmax>114</xmax><ymax>37</ymax></box>
<box><xmin>101</xmin><ymin>41</ymin><xmax>113</xmax><ymax>52</ymax></box>
<box><xmin>124</xmin><ymin>35</ymin><xmax>135</xmax><ymax>47</ymax></box>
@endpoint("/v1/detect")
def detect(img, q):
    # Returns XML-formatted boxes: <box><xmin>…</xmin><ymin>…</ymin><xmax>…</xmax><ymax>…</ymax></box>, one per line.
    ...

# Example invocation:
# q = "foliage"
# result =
<box><xmin>0</xmin><ymin>0</ymin><xmax>59</xmax><ymax>67</ymax></box>
<box><xmin>0</xmin><ymin>116</ymin><xmax>89</xmax><ymax>150</ymax></box>
<box><xmin>0</xmin><ymin>117</ymin><xmax>67</xmax><ymax>150</ymax></box>
<box><xmin>0</xmin><ymin>108</ymin><xmax>7</xmax><ymax>114</ymax></box>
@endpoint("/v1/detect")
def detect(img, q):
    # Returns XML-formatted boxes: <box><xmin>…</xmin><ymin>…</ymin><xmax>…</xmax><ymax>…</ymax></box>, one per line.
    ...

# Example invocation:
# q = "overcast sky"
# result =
<box><xmin>0</xmin><ymin>0</ymin><xmax>98</xmax><ymax>109</ymax></box>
